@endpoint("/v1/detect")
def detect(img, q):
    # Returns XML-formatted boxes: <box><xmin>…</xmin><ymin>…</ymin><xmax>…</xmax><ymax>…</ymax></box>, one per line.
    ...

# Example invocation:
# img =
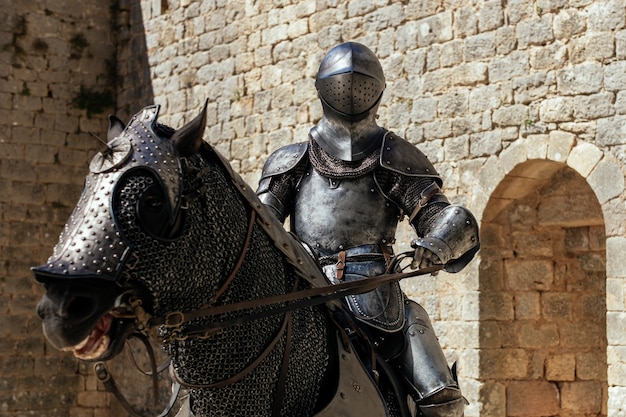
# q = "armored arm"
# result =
<box><xmin>376</xmin><ymin>133</ymin><xmax>479</xmax><ymax>272</ymax></box>
<box><xmin>411</xmin><ymin>204</ymin><xmax>480</xmax><ymax>272</ymax></box>
<box><xmin>256</xmin><ymin>142</ymin><xmax>309</xmax><ymax>222</ymax></box>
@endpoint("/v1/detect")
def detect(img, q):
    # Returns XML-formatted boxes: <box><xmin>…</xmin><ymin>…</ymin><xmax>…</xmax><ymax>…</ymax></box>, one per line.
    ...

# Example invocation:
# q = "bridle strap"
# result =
<box><xmin>149</xmin><ymin>263</ymin><xmax>444</xmax><ymax>332</ymax></box>
<box><xmin>206</xmin><ymin>209</ymin><xmax>256</xmax><ymax>306</ymax></box>
<box><xmin>94</xmin><ymin>361</ymin><xmax>181</xmax><ymax>417</ymax></box>
<box><xmin>170</xmin><ymin>308</ymin><xmax>292</xmax><ymax>389</ymax></box>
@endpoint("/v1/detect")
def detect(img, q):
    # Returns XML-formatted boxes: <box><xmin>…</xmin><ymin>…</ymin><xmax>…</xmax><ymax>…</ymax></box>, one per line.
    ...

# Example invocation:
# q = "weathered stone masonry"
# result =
<box><xmin>2</xmin><ymin>0</ymin><xmax>626</xmax><ymax>416</ymax></box>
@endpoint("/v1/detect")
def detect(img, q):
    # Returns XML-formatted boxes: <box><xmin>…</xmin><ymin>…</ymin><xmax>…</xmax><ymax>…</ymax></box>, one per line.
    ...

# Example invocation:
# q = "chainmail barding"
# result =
<box><xmin>113</xmin><ymin>150</ymin><xmax>332</xmax><ymax>417</ymax></box>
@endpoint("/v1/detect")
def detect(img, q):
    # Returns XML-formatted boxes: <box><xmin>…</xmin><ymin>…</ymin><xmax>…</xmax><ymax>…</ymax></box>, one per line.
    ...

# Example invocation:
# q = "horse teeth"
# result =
<box><xmin>77</xmin><ymin>335</ymin><xmax>110</xmax><ymax>360</ymax></box>
<box><xmin>62</xmin><ymin>336</ymin><xmax>90</xmax><ymax>352</ymax></box>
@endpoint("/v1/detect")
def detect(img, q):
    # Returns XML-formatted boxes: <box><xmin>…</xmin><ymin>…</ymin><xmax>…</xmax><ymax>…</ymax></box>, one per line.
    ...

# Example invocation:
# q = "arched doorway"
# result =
<box><xmin>479</xmin><ymin>160</ymin><xmax>607</xmax><ymax>416</ymax></box>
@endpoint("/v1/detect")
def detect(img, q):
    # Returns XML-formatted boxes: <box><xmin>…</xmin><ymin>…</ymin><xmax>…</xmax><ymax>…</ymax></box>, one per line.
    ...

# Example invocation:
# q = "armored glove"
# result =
<box><xmin>410</xmin><ymin>241</ymin><xmax>444</xmax><ymax>270</ymax></box>
<box><xmin>409</xmin><ymin>205</ymin><xmax>480</xmax><ymax>273</ymax></box>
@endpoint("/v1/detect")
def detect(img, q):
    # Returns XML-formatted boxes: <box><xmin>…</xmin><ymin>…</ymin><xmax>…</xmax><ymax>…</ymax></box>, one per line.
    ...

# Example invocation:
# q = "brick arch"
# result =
<box><xmin>477</xmin><ymin>158</ymin><xmax>608</xmax><ymax>416</ymax></box>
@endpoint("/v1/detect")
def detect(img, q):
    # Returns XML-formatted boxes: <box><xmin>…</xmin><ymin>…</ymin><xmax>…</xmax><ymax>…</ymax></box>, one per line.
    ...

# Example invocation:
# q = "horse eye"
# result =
<box><xmin>144</xmin><ymin>195</ymin><xmax>163</xmax><ymax>210</ymax></box>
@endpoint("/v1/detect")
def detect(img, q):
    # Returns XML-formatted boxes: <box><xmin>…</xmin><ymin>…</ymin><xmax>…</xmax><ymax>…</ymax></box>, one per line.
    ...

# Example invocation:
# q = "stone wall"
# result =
<box><xmin>0</xmin><ymin>1</ymin><xmax>155</xmax><ymax>416</ymax></box>
<box><xmin>3</xmin><ymin>0</ymin><xmax>626</xmax><ymax>415</ymax></box>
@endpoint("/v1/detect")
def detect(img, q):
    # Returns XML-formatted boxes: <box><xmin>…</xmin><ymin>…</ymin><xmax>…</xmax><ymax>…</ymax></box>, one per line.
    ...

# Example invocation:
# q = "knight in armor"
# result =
<box><xmin>256</xmin><ymin>42</ymin><xmax>479</xmax><ymax>417</ymax></box>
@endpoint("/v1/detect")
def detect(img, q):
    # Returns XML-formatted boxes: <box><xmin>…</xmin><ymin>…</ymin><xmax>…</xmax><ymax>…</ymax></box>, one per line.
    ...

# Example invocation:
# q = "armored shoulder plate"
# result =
<box><xmin>379</xmin><ymin>131</ymin><xmax>441</xmax><ymax>183</ymax></box>
<box><xmin>260</xmin><ymin>142</ymin><xmax>309</xmax><ymax>179</ymax></box>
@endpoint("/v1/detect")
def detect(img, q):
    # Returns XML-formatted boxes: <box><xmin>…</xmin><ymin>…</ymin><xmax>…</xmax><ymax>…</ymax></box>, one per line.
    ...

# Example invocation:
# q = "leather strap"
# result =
<box><xmin>149</xmin><ymin>262</ymin><xmax>444</xmax><ymax>335</ymax></box>
<box><xmin>408</xmin><ymin>181</ymin><xmax>441</xmax><ymax>223</ymax></box>
<box><xmin>336</xmin><ymin>250</ymin><xmax>346</xmax><ymax>280</ymax></box>
<box><xmin>94</xmin><ymin>361</ymin><xmax>181</xmax><ymax>417</ymax></box>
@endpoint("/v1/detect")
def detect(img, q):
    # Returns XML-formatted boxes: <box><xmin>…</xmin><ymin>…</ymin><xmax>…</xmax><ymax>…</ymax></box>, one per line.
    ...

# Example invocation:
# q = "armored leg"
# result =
<box><xmin>394</xmin><ymin>300</ymin><xmax>466</xmax><ymax>417</ymax></box>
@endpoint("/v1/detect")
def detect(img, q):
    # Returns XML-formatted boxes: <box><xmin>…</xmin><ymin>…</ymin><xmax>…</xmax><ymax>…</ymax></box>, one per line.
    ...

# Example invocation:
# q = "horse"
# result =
<box><xmin>33</xmin><ymin>103</ymin><xmax>421</xmax><ymax>417</ymax></box>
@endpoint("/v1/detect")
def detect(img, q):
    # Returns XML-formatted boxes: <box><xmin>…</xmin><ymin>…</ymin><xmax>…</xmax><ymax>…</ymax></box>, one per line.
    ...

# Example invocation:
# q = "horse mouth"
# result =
<box><xmin>63</xmin><ymin>314</ymin><xmax>113</xmax><ymax>360</ymax></box>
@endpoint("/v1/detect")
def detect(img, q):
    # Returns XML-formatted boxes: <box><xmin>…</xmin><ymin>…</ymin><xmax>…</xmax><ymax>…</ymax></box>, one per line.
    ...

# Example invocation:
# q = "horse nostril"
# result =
<box><xmin>62</xmin><ymin>296</ymin><xmax>96</xmax><ymax>319</ymax></box>
<box><xmin>36</xmin><ymin>301</ymin><xmax>47</xmax><ymax>319</ymax></box>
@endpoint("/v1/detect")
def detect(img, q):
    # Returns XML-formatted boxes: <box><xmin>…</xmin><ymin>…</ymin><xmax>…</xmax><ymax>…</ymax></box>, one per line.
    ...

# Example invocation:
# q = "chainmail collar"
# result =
<box><xmin>308</xmin><ymin>135</ymin><xmax>381</xmax><ymax>179</ymax></box>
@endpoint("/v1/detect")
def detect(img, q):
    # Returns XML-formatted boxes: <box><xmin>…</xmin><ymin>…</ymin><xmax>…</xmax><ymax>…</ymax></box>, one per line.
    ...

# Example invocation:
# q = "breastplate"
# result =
<box><xmin>293</xmin><ymin>166</ymin><xmax>400</xmax><ymax>254</ymax></box>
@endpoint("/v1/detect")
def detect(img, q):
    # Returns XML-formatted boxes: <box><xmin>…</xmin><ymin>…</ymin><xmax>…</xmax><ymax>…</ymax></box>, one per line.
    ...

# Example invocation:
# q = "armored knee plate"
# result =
<box><xmin>397</xmin><ymin>300</ymin><xmax>466</xmax><ymax>417</ymax></box>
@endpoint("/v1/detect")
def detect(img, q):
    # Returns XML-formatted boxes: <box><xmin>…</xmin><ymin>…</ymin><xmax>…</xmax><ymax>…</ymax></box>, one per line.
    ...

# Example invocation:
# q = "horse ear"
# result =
<box><xmin>107</xmin><ymin>115</ymin><xmax>126</xmax><ymax>142</ymax></box>
<box><xmin>172</xmin><ymin>100</ymin><xmax>209</xmax><ymax>157</ymax></box>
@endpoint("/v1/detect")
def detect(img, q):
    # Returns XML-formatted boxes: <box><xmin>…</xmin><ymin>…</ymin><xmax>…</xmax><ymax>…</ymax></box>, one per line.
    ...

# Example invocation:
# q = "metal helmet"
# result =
<box><xmin>312</xmin><ymin>42</ymin><xmax>386</xmax><ymax>161</ymax></box>
<box><xmin>315</xmin><ymin>42</ymin><xmax>386</xmax><ymax>118</ymax></box>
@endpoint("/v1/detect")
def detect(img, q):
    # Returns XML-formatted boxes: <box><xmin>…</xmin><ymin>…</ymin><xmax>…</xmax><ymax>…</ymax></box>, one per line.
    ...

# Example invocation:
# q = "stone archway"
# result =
<box><xmin>478</xmin><ymin>160</ymin><xmax>607</xmax><ymax>416</ymax></box>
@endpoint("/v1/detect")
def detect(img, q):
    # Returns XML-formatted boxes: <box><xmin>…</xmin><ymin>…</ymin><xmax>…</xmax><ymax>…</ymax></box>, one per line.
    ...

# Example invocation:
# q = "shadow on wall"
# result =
<box><xmin>479</xmin><ymin>161</ymin><xmax>607</xmax><ymax>417</ymax></box>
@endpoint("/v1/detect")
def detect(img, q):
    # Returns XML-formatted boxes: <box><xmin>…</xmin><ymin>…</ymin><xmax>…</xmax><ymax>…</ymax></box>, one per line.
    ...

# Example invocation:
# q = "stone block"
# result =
<box><xmin>597</xmin><ymin>115</ymin><xmax>626</xmax><ymax>146</ymax></box>
<box><xmin>605</xmin><ymin>61</ymin><xmax>626</xmax><ymax>92</ymax></box>
<box><xmin>490</xmin><ymin>51</ymin><xmax>530</xmax><ymax>82</ymax></box>
<box><xmin>539</xmin><ymin>193</ymin><xmax>603</xmax><ymax>228</ymax></box>
<box><xmin>587</xmin><ymin>159</ymin><xmax>625</xmax><ymax>203</ymax></box>
<box><xmin>556</xmin><ymin>62</ymin><xmax>604</xmax><ymax>95</ymax></box>
<box><xmin>553</xmin><ymin>8</ymin><xmax>586</xmax><ymax>39</ymax></box>
<box><xmin>452</xmin><ymin>62</ymin><xmax>488</xmax><ymax>86</ymax></box>
<box><xmin>493</xmin><ymin>104</ymin><xmax>528</xmax><ymax>127</ymax></box>
<box><xmin>560</xmin><ymin>320</ymin><xmax>606</xmax><ymax>349</ymax></box>
<box><xmin>421</xmin><ymin>68</ymin><xmax>451</xmax><ymax>93</ymax></box>
<box><xmin>512</xmin><ymin>231</ymin><xmax>553</xmax><ymax>257</ymax></box>
<box><xmin>608</xmin><ymin>386</ymin><xmax>626</xmax><ymax>415</ymax></box>
<box><xmin>577</xmin><ymin>351</ymin><xmax>608</xmax><ymax>380</ymax></box>
<box><xmin>525</xmin><ymin>135</ymin><xmax>548</xmax><ymax>159</ymax></box>
<box><xmin>567</xmin><ymin>142</ymin><xmax>603</xmax><ymax>178</ymax></box>
<box><xmin>529</xmin><ymin>42</ymin><xmax>567</xmax><ymax>70</ymax></box>
<box><xmin>469</xmin><ymin>84</ymin><xmax>502</xmax><ymax>112</ymax></box>
<box><xmin>587</xmin><ymin>0</ymin><xmax>626</xmax><ymax>31</ymax></box>
<box><xmin>562</xmin><ymin>381</ymin><xmax>604</xmax><ymax>413</ymax></box>
<box><xmin>469</xmin><ymin>129</ymin><xmax>502</xmax><ymax>157</ymax></box>
<box><xmin>422</xmin><ymin>120</ymin><xmax>452</xmax><ymax>140</ymax></box>
<box><xmin>438</xmin><ymin>90</ymin><xmax>469</xmax><ymax>118</ymax></box>
<box><xmin>479</xmin><ymin>291</ymin><xmax>514</xmax><ymax>320</ymax></box>
<box><xmin>542</xmin><ymin>292</ymin><xmax>574</xmax><ymax>320</ymax></box>
<box><xmin>479</xmin><ymin>381</ymin><xmax>506</xmax><ymax>416</ymax></box>
<box><xmin>478</xmin><ymin>1</ymin><xmax>504</xmax><ymax>32</ymax></box>
<box><xmin>607</xmin><ymin>277</ymin><xmax>625</xmax><ymax>310</ymax></box>
<box><xmin>505</xmin><ymin>259</ymin><xmax>554</xmax><ymax>291</ymax></box>
<box><xmin>496</xmin><ymin>26</ymin><xmax>517</xmax><ymax>55</ymax></box>
<box><xmin>514</xmin><ymin>292</ymin><xmax>541</xmax><ymax>320</ymax></box>
<box><xmin>465</xmin><ymin>33</ymin><xmax>495</xmax><ymax>61</ymax></box>
<box><xmin>607</xmin><ymin>311</ymin><xmax>626</xmax><ymax>344</ymax></box>
<box><xmin>506</xmin><ymin>381</ymin><xmax>560</xmax><ymax>416</ymax></box>
<box><xmin>539</xmin><ymin>96</ymin><xmax>574</xmax><ymax>122</ymax></box>
<box><xmin>416</xmin><ymin>11</ymin><xmax>453</xmax><ymax>47</ymax></box>
<box><xmin>564</xmin><ymin>226</ymin><xmax>590</xmax><ymax>252</ymax></box>
<box><xmin>480</xmin><ymin>348</ymin><xmax>529</xmax><ymax>379</ymax></box>
<box><xmin>547</xmin><ymin>130</ymin><xmax>575</xmax><ymax>162</ymax></box>
<box><xmin>454</xmin><ymin>7</ymin><xmax>477</xmax><ymax>38</ymax></box>
<box><xmin>479</xmin><ymin>320</ymin><xmax>502</xmax><ymax>348</ymax></box>
<box><xmin>516</xmin><ymin>16</ymin><xmax>554</xmax><ymax>49</ymax></box>
<box><xmin>546</xmin><ymin>353</ymin><xmax>576</xmax><ymax>381</ymax></box>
